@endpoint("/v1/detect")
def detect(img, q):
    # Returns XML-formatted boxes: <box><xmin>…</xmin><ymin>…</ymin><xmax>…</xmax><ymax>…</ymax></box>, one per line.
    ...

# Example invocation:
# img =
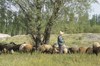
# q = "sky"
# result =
<box><xmin>89</xmin><ymin>0</ymin><xmax>100</xmax><ymax>19</ymax></box>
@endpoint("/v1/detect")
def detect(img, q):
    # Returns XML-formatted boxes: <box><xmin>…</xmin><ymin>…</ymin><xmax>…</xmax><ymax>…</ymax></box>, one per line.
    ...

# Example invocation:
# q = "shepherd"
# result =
<box><xmin>58</xmin><ymin>31</ymin><xmax>64</xmax><ymax>54</ymax></box>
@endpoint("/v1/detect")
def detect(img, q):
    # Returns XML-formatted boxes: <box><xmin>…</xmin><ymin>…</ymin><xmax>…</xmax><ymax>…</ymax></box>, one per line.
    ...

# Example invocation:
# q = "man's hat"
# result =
<box><xmin>60</xmin><ymin>31</ymin><xmax>64</xmax><ymax>35</ymax></box>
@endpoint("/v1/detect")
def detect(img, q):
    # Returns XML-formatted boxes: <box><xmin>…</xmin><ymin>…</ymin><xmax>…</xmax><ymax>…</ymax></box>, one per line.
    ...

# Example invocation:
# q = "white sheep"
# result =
<box><xmin>19</xmin><ymin>43</ymin><xmax>27</xmax><ymax>53</ymax></box>
<box><xmin>63</xmin><ymin>48</ymin><xmax>68</xmax><ymax>54</ymax></box>
<box><xmin>93</xmin><ymin>42</ymin><xmax>100</xmax><ymax>48</ymax></box>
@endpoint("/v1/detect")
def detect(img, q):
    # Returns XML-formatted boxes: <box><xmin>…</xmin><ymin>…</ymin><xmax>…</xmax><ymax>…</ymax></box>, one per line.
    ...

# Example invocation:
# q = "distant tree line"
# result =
<box><xmin>52</xmin><ymin>13</ymin><xmax>100</xmax><ymax>34</ymax></box>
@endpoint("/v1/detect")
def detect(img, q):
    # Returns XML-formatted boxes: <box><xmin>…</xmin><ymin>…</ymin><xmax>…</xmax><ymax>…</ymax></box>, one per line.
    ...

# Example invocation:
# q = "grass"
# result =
<box><xmin>0</xmin><ymin>52</ymin><xmax>100</xmax><ymax>66</ymax></box>
<box><xmin>1</xmin><ymin>33</ymin><xmax>100</xmax><ymax>66</ymax></box>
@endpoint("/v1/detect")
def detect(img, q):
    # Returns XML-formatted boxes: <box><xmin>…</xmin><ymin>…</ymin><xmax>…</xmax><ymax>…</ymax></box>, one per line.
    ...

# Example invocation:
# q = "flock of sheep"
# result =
<box><xmin>0</xmin><ymin>42</ymin><xmax>35</xmax><ymax>55</ymax></box>
<box><xmin>0</xmin><ymin>42</ymin><xmax>100</xmax><ymax>56</ymax></box>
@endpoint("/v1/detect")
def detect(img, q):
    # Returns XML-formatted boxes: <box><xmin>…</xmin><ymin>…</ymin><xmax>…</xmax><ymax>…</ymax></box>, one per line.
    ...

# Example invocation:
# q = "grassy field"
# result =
<box><xmin>0</xmin><ymin>33</ymin><xmax>100</xmax><ymax>66</ymax></box>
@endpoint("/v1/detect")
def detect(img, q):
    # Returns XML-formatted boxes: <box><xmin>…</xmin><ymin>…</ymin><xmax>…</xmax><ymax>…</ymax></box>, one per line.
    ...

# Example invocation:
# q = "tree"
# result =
<box><xmin>90</xmin><ymin>15</ymin><xmax>96</xmax><ymax>27</ymax></box>
<box><xmin>98</xmin><ymin>14</ymin><xmax>100</xmax><ymax>25</ymax></box>
<box><xmin>9</xmin><ymin>0</ymin><xmax>98</xmax><ymax>49</ymax></box>
<box><xmin>0</xmin><ymin>0</ymin><xmax>6</xmax><ymax>33</ymax></box>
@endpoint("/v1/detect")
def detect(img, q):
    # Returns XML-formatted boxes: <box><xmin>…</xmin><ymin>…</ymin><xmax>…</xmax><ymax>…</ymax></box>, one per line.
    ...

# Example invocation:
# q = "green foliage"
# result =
<box><xmin>90</xmin><ymin>15</ymin><xmax>96</xmax><ymax>26</ymax></box>
<box><xmin>0</xmin><ymin>0</ymin><xmax>99</xmax><ymax>36</ymax></box>
<box><xmin>90</xmin><ymin>26</ymin><xmax>100</xmax><ymax>33</ymax></box>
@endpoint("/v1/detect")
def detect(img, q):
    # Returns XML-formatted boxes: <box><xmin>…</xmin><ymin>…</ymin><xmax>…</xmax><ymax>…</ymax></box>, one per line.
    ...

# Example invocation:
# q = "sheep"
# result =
<box><xmin>0</xmin><ymin>44</ymin><xmax>8</xmax><ymax>53</ymax></box>
<box><xmin>10</xmin><ymin>42</ymin><xmax>16</xmax><ymax>45</ymax></box>
<box><xmin>62</xmin><ymin>44</ymin><xmax>69</xmax><ymax>54</ymax></box>
<box><xmin>92</xmin><ymin>42</ymin><xmax>100</xmax><ymax>56</ymax></box>
<box><xmin>79</xmin><ymin>46</ymin><xmax>86</xmax><ymax>53</ymax></box>
<box><xmin>2</xmin><ymin>48</ymin><xmax>8</xmax><ymax>54</ymax></box>
<box><xmin>93</xmin><ymin>47</ymin><xmax>100</xmax><ymax>56</ymax></box>
<box><xmin>93</xmin><ymin>42</ymin><xmax>100</xmax><ymax>48</ymax></box>
<box><xmin>63</xmin><ymin>48</ymin><xmax>68</xmax><ymax>54</ymax></box>
<box><xmin>38</xmin><ymin>44</ymin><xmax>53</xmax><ymax>53</ymax></box>
<box><xmin>19</xmin><ymin>43</ymin><xmax>27</xmax><ymax>53</ymax></box>
<box><xmin>3</xmin><ymin>42</ymin><xmax>16</xmax><ymax>50</ymax></box>
<box><xmin>53</xmin><ymin>42</ymin><xmax>59</xmax><ymax>47</ymax></box>
<box><xmin>52</xmin><ymin>43</ymin><xmax>59</xmax><ymax>53</ymax></box>
<box><xmin>86</xmin><ymin>47</ymin><xmax>93</xmax><ymax>54</ymax></box>
<box><xmin>68</xmin><ymin>46</ymin><xmax>79</xmax><ymax>53</ymax></box>
<box><xmin>24</xmin><ymin>44</ymin><xmax>35</xmax><ymax>55</ymax></box>
<box><xmin>52</xmin><ymin>45</ymin><xmax>59</xmax><ymax>53</ymax></box>
<box><xmin>9</xmin><ymin>44</ymin><xmax>22</xmax><ymax>51</ymax></box>
<box><xmin>52</xmin><ymin>43</ymin><xmax>69</xmax><ymax>54</ymax></box>
<box><xmin>10</xmin><ymin>49</ymin><xmax>14</xmax><ymax>54</ymax></box>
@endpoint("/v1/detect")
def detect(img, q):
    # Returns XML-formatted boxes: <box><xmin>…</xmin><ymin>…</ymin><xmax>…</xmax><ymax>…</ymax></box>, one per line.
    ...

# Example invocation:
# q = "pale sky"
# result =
<box><xmin>89</xmin><ymin>0</ymin><xmax>100</xmax><ymax>19</ymax></box>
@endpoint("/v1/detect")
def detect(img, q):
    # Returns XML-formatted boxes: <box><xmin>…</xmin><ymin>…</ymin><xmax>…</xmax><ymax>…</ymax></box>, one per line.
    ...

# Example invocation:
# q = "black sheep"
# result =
<box><xmin>93</xmin><ymin>47</ymin><xmax>100</xmax><ymax>56</ymax></box>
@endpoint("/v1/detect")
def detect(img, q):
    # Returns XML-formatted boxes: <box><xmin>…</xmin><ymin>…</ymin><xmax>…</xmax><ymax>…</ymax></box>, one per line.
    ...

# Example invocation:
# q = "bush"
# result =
<box><xmin>90</xmin><ymin>26</ymin><xmax>100</xmax><ymax>33</ymax></box>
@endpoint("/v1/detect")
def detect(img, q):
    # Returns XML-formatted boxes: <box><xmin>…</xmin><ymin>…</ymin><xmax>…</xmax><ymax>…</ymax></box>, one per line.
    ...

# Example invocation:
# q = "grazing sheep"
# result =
<box><xmin>79</xmin><ymin>46</ymin><xmax>86</xmax><ymax>53</ymax></box>
<box><xmin>53</xmin><ymin>44</ymin><xmax>69</xmax><ymax>54</ymax></box>
<box><xmin>63</xmin><ymin>48</ymin><xmax>68</xmax><ymax>54</ymax></box>
<box><xmin>2</xmin><ymin>48</ymin><xmax>8</xmax><ymax>54</ymax></box>
<box><xmin>68</xmin><ymin>46</ymin><xmax>79</xmax><ymax>53</ymax></box>
<box><xmin>10</xmin><ymin>42</ymin><xmax>16</xmax><ymax>45</ymax></box>
<box><xmin>9</xmin><ymin>44</ymin><xmax>22</xmax><ymax>51</ymax></box>
<box><xmin>38</xmin><ymin>44</ymin><xmax>53</xmax><ymax>53</ymax></box>
<box><xmin>93</xmin><ymin>47</ymin><xmax>100</xmax><ymax>56</ymax></box>
<box><xmin>52</xmin><ymin>43</ymin><xmax>59</xmax><ymax>53</ymax></box>
<box><xmin>53</xmin><ymin>42</ymin><xmax>59</xmax><ymax>47</ymax></box>
<box><xmin>92</xmin><ymin>42</ymin><xmax>100</xmax><ymax>56</ymax></box>
<box><xmin>86</xmin><ymin>47</ymin><xmax>93</xmax><ymax>54</ymax></box>
<box><xmin>93</xmin><ymin>42</ymin><xmax>100</xmax><ymax>48</ymax></box>
<box><xmin>19</xmin><ymin>43</ymin><xmax>27</xmax><ymax>53</ymax></box>
<box><xmin>62</xmin><ymin>44</ymin><xmax>69</xmax><ymax>54</ymax></box>
<box><xmin>24</xmin><ymin>44</ymin><xmax>35</xmax><ymax>55</ymax></box>
<box><xmin>3</xmin><ymin>42</ymin><xmax>16</xmax><ymax>50</ymax></box>
<box><xmin>52</xmin><ymin>46</ymin><xmax>59</xmax><ymax>53</ymax></box>
<box><xmin>10</xmin><ymin>49</ymin><xmax>14</xmax><ymax>54</ymax></box>
<box><xmin>0</xmin><ymin>44</ymin><xmax>8</xmax><ymax>53</ymax></box>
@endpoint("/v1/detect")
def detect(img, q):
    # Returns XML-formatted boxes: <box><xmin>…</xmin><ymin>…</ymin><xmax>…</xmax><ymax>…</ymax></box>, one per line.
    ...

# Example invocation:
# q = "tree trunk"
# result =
<box><xmin>43</xmin><ymin>1</ymin><xmax>62</xmax><ymax>44</ymax></box>
<box><xmin>34</xmin><ymin>0</ymin><xmax>42</xmax><ymax>49</ymax></box>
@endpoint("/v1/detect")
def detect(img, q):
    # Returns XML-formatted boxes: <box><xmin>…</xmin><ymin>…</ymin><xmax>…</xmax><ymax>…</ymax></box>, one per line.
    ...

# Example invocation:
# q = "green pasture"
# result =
<box><xmin>0</xmin><ymin>33</ymin><xmax>100</xmax><ymax>66</ymax></box>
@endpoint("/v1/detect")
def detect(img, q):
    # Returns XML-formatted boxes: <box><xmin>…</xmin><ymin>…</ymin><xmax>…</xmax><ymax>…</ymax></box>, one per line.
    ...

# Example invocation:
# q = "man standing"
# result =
<box><xmin>58</xmin><ymin>31</ymin><xmax>64</xmax><ymax>54</ymax></box>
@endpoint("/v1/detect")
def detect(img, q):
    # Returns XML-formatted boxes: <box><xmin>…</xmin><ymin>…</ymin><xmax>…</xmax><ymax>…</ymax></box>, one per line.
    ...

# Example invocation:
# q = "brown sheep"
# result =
<box><xmin>68</xmin><ymin>46</ymin><xmax>79</xmax><ymax>53</ymax></box>
<box><xmin>38</xmin><ymin>44</ymin><xmax>53</xmax><ymax>54</ymax></box>
<box><xmin>24</xmin><ymin>44</ymin><xmax>33</xmax><ymax>52</ymax></box>
<box><xmin>86</xmin><ymin>47</ymin><xmax>93</xmax><ymax>54</ymax></box>
<box><xmin>24</xmin><ymin>44</ymin><xmax>35</xmax><ymax>55</ymax></box>
<box><xmin>79</xmin><ymin>46</ymin><xmax>86</xmax><ymax>53</ymax></box>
